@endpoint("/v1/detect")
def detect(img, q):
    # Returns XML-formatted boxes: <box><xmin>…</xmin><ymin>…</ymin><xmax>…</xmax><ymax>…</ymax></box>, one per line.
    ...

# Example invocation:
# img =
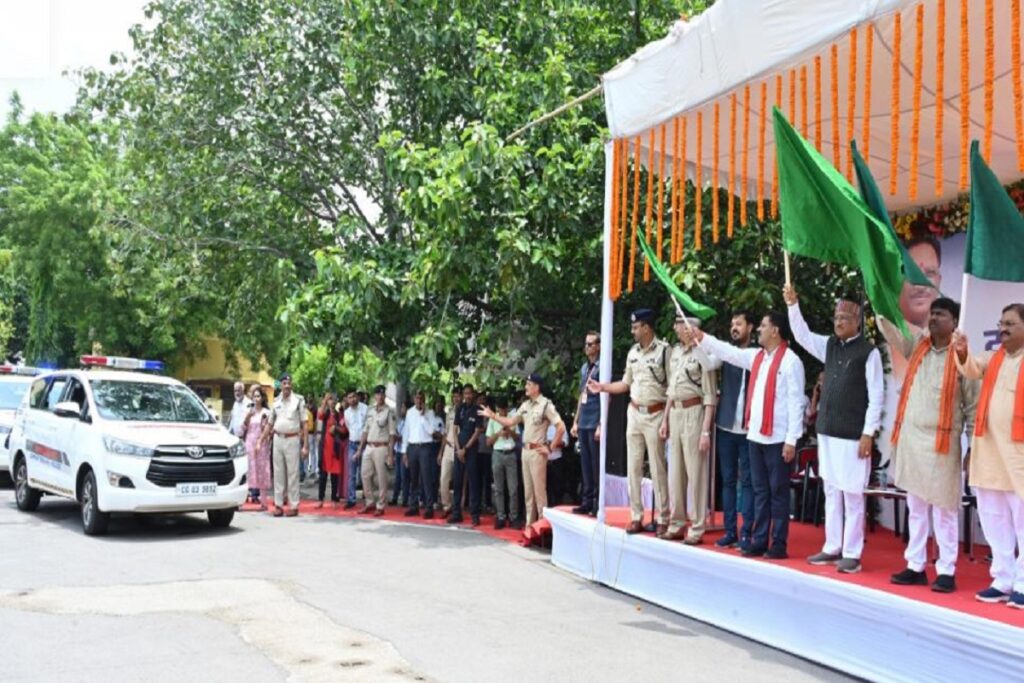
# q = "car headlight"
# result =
<box><xmin>103</xmin><ymin>436</ymin><xmax>156</xmax><ymax>458</ymax></box>
<box><xmin>229</xmin><ymin>440</ymin><xmax>246</xmax><ymax>458</ymax></box>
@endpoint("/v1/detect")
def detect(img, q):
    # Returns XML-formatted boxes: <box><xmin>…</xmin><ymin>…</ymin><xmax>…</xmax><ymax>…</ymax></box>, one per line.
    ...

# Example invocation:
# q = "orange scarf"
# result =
<box><xmin>891</xmin><ymin>338</ymin><xmax>959</xmax><ymax>454</ymax></box>
<box><xmin>975</xmin><ymin>347</ymin><xmax>1024</xmax><ymax>442</ymax></box>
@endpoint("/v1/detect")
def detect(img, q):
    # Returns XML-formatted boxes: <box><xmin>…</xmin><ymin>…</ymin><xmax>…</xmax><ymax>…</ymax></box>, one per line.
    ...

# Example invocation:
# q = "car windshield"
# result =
<box><xmin>0</xmin><ymin>379</ymin><xmax>31</xmax><ymax>410</ymax></box>
<box><xmin>89</xmin><ymin>380</ymin><xmax>216</xmax><ymax>423</ymax></box>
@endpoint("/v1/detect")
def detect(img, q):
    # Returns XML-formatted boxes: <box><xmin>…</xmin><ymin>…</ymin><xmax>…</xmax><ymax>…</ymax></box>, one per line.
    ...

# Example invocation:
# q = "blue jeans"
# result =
<box><xmin>578</xmin><ymin>427</ymin><xmax>600</xmax><ymax>510</ymax></box>
<box><xmin>346</xmin><ymin>441</ymin><xmax>362</xmax><ymax>503</ymax></box>
<box><xmin>748</xmin><ymin>441</ymin><xmax>790</xmax><ymax>551</ymax></box>
<box><xmin>717</xmin><ymin>428</ymin><xmax>753</xmax><ymax>541</ymax></box>
<box><xmin>407</xmin><ymin>444</ymin><xmax>435</xmax><ymax>508</ymax></box>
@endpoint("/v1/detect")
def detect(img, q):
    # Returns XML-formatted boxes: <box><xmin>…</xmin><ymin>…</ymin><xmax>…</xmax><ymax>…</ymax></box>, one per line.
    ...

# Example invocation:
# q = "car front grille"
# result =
<box><xmin>153</xmin><ymin>445</ymin><xmax>230</xmax><ymax>459</ymax></box>
<box><xmin>145</xmin><ymin>458</ymin><xmax>236</xmax><ymax>487</ymax></box>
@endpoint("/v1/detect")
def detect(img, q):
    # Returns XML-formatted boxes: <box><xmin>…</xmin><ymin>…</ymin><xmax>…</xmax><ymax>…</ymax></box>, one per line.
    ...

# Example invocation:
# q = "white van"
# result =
<box><xmin>0</xmin><ymin>366</ymin><xmax>41</xmax><ymax>476</ymax></box>
<box><xmin>8</xmin><ymin>356</ymin><xmax>249</xmax><ymax>535</ymax></box>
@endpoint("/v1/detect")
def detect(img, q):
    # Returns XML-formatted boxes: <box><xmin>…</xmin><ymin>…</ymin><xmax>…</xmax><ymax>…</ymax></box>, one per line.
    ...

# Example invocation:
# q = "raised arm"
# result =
<box><xmin>785</xmin><ymin>301</ymin><xmax>829</xmax><ymax>363</ymax></box>
<box><xmin>697</xmin><ymin>332</ymin><xmax>756</xmax><ymax>370</ymax></box>
<box><xmin>877</xmin><ymin>315</ymin><xmax>916</xmax><ymax>359</ymax></box>
<box><xmin>951</xmin><ymin>330</ymin><xmax>988</xmax><ymax>380</ymax></box>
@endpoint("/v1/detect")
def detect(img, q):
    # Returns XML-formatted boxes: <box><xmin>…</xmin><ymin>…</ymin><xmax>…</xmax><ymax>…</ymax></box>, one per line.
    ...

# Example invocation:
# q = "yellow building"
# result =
<box><xmin>174</xmin><ymin>337</ymin><xmax>275</xmax><ymax>422</ymax></box>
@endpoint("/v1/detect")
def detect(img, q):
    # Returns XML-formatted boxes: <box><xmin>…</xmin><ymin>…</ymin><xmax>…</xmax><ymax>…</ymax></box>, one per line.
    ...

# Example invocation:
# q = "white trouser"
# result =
<box><xmin>904</xmin><ymin>493</ymin><xmax>959</xmax><ymax>576</ymax></box>
<box><xmin>975</xmin><ymin>487</ymin><xmax>1024</xmax><ymax>593</ymax></box>
<box><xmin>822</xmin><ymin>481</ymin><xmax>865</xmax><ymax>559</ymax></box>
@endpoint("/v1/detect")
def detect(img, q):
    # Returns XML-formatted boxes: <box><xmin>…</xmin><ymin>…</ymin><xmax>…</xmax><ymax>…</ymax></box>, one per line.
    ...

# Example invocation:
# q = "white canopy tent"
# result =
<box><xmin>601</xmin><ymin>0</ymin><xmax>1024</xmax><ymax>214</ymax></box>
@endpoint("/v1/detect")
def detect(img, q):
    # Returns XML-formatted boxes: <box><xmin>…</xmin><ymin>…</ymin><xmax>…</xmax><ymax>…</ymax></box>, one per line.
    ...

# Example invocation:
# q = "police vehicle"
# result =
<box><xmin>8</xmin><ymin>356</ymin><xmax>249</xmax><ymax>535</ymax></box>
<box><xmin>0</xmin><ymin>365</ymin><xmax>41</xmax><ymax>477</ymax></box>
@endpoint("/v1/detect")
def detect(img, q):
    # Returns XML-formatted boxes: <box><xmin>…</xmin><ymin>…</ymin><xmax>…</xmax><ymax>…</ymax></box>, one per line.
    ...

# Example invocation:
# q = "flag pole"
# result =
<box><xmin>958</xmin><ymin>273</ymin><xmax>970</xmax><ymax>331</ymax></box>
<box><xmin>784</xmin><ymin>250</ymin><xmax>792</xmax><ymax>287</ymax></box>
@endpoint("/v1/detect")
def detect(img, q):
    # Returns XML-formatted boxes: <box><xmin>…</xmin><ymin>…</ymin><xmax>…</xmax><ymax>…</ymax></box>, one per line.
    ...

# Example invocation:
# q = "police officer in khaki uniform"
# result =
<box><xmin>355</xmin><ymin>385</ymin><xmax>397</xmax><ymax>515</ymax></box>
<box><xmin>589</xmin><ymin>309</ymin><xmax>672</xmax><ymax>535</ymax></box>
<box><xmin>659</xmin><ymin>316</ymin><xmax>718</xmax><ymax>543</ymax></box>
<box><xmin>480</xmin><ymin>373</ymin><xmax>565</xmax><ymax>526</ymax></box>
<box><xmin>260</xmin><ymin>373</ymin><xmax>308</xmax><ymax>517</ymax></box>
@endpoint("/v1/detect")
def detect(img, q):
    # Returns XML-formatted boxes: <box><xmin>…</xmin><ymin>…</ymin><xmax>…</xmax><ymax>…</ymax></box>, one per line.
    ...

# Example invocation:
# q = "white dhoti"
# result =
<box><xmin>904</xmin><ymin>493</ymin><xmax>959</xmax><ymax>576</ymax></box>
<box><xmin>819</xmin><ymin>435</ymin><xmax>871</xmax><ymax>559</ymax></box>
<box><xmin>975</xmin><ymin>487</ymin><xmax>1024</xmax><ymax>594</ymax></box>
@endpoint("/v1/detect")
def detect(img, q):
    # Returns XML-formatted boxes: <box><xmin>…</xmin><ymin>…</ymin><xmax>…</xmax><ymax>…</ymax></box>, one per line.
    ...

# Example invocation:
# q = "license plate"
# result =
<box><xmin>175</xmin><ymin>482</ymin><xmax>217</xmax><ymax>497</ymax></box>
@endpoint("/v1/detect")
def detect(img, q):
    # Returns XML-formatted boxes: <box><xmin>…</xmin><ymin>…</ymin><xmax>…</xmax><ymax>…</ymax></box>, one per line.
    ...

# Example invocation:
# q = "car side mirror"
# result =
<box><xmin>53</xmin><ymin>401</ymin><xmax>82</xmax><ymax>419</ymax></box>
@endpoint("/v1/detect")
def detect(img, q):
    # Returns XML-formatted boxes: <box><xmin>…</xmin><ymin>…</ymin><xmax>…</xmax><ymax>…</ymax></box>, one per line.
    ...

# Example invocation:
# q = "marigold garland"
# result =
<box><xmin>678</xmin><ymin>116</ymin><xmax>688</xmax><ymax>263</ymax></box>
<box><xmin>814</xmin><ymin>55</ymin><xmax>823</xmax><ymax>150</ymax></box>
<box><xmin>695</xmin><ymin>111</ymin><xmax>704</xmax><ymax>250</ymax></box>
<box><xmin>741</xmin><ymin>85</ymin><xmax>750</xmax><ymax>226</ymax></box>
<box><xmin>670</xmin><ymin>117</ymin><xmax>680</xmax><ymax>264</ymax></box>
<box><xmin>758</xmin><ymin>82</ymin><xmax>767</xmax><ymax>221</ymax></box>
<box><xmin>863</xmin><ymin>24</ymin><xmax>874</xmax><ymax>161</ymax></box>
<box><xmin>935</xmin><ymin>0</ymin><xmax>946</xmax><ymax>196</ymax></box>
<box><xmin>983</xmin><ymin>0</ymin><xmax>995</xmax><ymax>162</ymax></box>
<box><xmin>800</xmin><ymin>65</ymin><xmax>809</xmax><ymax>138</ymax></box>
<box><xmin>959</xmin><ymin>0</ymin><xmax>970</xmax><ymax>190</ymax></box>
<box><xmin>773</xmin><ymin>75</ymin><xmax>782</xmax><ymax>218</ymax></box>
<box><xmin>1014</xmin><ymin>0</ymin><xmax>1024</xmax><ymax>172</ymax></box>
<box><xmin>831</xmin><ymin>44</ymin><xmax>840</xmax><ymax>169</ymax></box>
<box><xmin>627</xmin><ymin>135</ymin><xmax>641</xmax><ymax>293</ymax></box>
<box><xmin>712</xmin><ymin>102</ymin><xmax>721</xmax><ymax>244</ymax></box>
<box><xmin>618</xmin><ymin>137</ymin><xmax>629</xmax><ymax>295</ymax></box>
<box><xmin>728</xmin><ymin>93</ymin><xmax>737</xmax><ymax>237</ymax></box>
<box><xmin>609</xmin><ymin>139</ymin><xmax>621</xmax><ymax>300</ymax></box>
<box><xmin>657</xmin><ymin>122</ymin><xmax>667</xmax><ymax>263</ymax></box>
<box><xmin>846</xmin><ymin>27</ymin><xmax>858</xmax><ymax>181</ymax></box>
<box><xmin>890</xmin><ymin>12</ymin><xmax>902</xmax><ymax>196</ymax></box>
<box><xmin>910</xmin><ymin>4</ymin><xmax>924</xmax><ymax>201</ymax></box>
<box><xmin>643</xmin><ymin>129</ymin><xmax>655</xmax><ymax>281</ymax></box>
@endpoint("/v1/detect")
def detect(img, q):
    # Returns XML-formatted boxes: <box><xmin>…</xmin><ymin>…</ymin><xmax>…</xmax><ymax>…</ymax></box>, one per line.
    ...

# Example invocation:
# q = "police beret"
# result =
<box><xmin>631</xmin><ymin>308</ymin><xmax>655</xmax><ymax>324</ymax></box>
<box><xmin>526</xmin><ymin>372</ymin><xmax>544</xmax><ymax>386</ymax></box>
<box><xmin>374</xmin><ymin>384</ymin><xmax>386</xmax><ymax>394</ymax></box>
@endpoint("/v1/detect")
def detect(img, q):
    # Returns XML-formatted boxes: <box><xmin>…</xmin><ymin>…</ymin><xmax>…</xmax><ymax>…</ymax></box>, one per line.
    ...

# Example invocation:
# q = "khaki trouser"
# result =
<box><xmin>273</xmin><ymin>435</ymin><xmax>302</xmax><ymax>510</ymax></box>
<box><xmin>667</xmin><ymin>403</ymin><xmax>708</xmax><ymax>536</ymax></box>
<box><xmin>439</xmin><ymin>447</ymin><xmax>454</xmax><ymax>510</ymax></box>
<box><xmin>522</xmin><ymin>447</ymin><xmax>548</xmax><ymax>525</ymax></box>
<box><xmin>361</xmin><ymin>445</ymin><xmax>391</xmax><ymax>509</ymax></box>
<box><xmin>627</xmin><ymin>406</ymin><xmax>669</xmax><ymax>524</ymax></box>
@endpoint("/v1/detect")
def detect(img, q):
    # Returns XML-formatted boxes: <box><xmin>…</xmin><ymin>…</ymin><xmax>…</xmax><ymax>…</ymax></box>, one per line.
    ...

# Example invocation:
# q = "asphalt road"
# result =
<box><xmin>0</xmin><ymin>482</ymin><xmax>851</xmax><ymax>683</ymax></box>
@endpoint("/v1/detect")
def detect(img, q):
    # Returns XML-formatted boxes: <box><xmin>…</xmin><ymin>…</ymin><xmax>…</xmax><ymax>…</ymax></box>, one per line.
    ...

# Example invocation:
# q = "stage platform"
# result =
<box><xmin>547</xmin><ymin>506</ymin><xmax>1024</xmax><ymax>682</ymax></box>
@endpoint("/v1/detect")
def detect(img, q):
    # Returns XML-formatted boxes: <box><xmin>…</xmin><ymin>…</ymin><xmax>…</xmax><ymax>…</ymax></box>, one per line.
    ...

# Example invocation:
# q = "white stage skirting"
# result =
<box><xmin>546</xmin><ymin>507</ymin><xmax>1024</xmax><ymax>683</ymax></box>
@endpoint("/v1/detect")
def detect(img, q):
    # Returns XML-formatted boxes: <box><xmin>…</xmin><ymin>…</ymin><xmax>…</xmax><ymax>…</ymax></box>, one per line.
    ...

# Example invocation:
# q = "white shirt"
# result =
<box><xmin>228</xmin><ymin>396</ymin><xmax>252</xmax><ymax>437</ymax></box>
<box><xmin>699</xmin><ymin>335</ymin><xmax>806</xmax><ymax>447</ymax></box>
<box><xmin>344</xmin><ymin>402</ymin><xmax>368</xmax><ymax>442</ymax></box>
<box><xmin>787</xmin><ymin>303</ymin><xmax>884</xmax><ymax>437</ymax></box>
<box><xmin>693</xmin><ymin>346</ymin><xmax>748</xmax><ymax>434</ymax></box>
<box><xmin>405</xmin><ymin>406</ymin><xmax>437</xmax><ymax>445</ymax></box>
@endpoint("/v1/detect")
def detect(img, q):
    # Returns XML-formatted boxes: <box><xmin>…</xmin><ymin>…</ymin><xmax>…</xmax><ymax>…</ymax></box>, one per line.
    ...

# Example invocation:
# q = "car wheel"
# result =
<box><xmin>207</xmin><ymin>508</ymin><xmax>235</xmax><ymax>528</ymax></box>
<box><xmin>14</xmin><ymin>457</ymin><xmax>41</xmax><ymax>512</ymax></box>
<box><xmin>80</xmin><ymin>470</ymin><xmax>110</xmax><ymax>536</ymax></box>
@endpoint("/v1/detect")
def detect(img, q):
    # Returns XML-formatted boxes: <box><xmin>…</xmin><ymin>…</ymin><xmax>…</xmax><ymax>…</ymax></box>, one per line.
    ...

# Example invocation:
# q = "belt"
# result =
<box><xmin>494</xmin><ymin>447</ymin><xmax>516</xmax><ymax>453</ymax></box>
<box><xmin>672</xmin><ymin>397</ymin><xmax>703</xmax><ymax>409</ymax></box>
<box><xmin>274</xmin><ymin>431</ymin><xmax>300</xmax><ymax>439</ymax></box>
<box><xmin>409</xmin><ymin>442</ymin><xmax>432</xmax><ymax>446</ymax></box>
<box><xmin>367</xmin><ymin>441</ymin><xmax>389</xmax><ymax>447</ymax></box>
<box><xmin>630</xmin><ymin>401</ymin><xmax>666</xmax><ymax>415</ymax></box>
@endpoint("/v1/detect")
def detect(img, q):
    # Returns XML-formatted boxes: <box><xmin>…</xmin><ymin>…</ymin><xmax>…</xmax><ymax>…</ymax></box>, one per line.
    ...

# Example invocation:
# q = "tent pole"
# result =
<box><xmin>506</xmin><ymin>84</ymin><xmax>603</xmax><ymax>142</ymax></box>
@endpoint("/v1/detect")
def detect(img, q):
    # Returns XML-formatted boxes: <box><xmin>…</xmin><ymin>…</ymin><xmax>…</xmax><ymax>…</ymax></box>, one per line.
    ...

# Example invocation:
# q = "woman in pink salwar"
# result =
<box><xmin>242</xmin><ymin>385</ymin><xmax>273</xmax><ymax>510</ymax></box>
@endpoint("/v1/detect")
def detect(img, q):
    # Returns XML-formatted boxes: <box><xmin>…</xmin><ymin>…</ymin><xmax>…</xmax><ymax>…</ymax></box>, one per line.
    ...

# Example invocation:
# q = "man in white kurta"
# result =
<box><xmin>880</xmin><ymin>299</ymin><xmax>979</xmax><ymax>593</ymax></box>
<box><xmin>953</xmin><ymin>302</ymin><xmax>1024</xmax><ymax>608</ymax></box>
<box><xmin>785</xmin><ymin>286</ymin><xmax>883</xmax><ymax>574</ymax></box>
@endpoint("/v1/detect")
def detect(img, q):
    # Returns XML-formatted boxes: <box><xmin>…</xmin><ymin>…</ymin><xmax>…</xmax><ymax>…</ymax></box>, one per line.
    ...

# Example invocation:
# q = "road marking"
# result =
<box><xmin>0</xmin><ymin>578</ymin><xmax>430</xmax><ymax>682</ymax></box>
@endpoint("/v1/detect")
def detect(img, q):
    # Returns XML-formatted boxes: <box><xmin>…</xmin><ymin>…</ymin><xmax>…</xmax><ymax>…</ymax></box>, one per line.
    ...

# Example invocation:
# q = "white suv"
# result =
<box><xmin>9</xmin><ymin>358</ymin><xmax>249</xmax><ymax>535</ymax></box>
<box><xmin>0</xmin><ymin>366</ymin><xmax>40</xmax><ymax>476</ymax></box>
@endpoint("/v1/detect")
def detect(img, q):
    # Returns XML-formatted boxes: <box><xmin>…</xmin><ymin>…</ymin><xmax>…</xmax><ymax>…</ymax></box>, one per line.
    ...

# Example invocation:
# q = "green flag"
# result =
<box><xmin>966</xmin><ymin>141</ymin><xmax>1024</xmax><ymax>282</ymax></box>
<box><xmin>850</xmin><ymin>141</ymin><xmax>935</xmax><ymax>289</ymax></box>
<box><xmin>772</xmin><ymin>107</ymin><xmax>909</xmax><ymax>335</ymax></box>
<box><xmin>636</xmin><ymin>235</ymin><xmax>715</xmax><ymax>321</ymax></box>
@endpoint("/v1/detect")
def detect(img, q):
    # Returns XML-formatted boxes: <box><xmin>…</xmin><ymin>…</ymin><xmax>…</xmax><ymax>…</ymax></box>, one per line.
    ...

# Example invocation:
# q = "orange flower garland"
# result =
<box><xmin>960</xmin><ymin>0</ymin><xmax>970</xmax><ymax>190</ymax></box>
<box><xmin>890</xmin><ymin>12</ymin><xmax>902</xmax><ymax>196</ymax></box>
<box><xmin>628</xmin><ymin>135</ymin><xmax>641</xmax><ymax>293</ymax></box>
<box><xmin>696</xmin><ymin>111</ymin><xmax>704</xmax><ymax>250</ymax></box>
<box><xmin>773</xmin><ymin>75</ymin><xmax>782</xmax><ymax>218</ymax></box>
<box><xmin>657</xmin><ymin>122</ymin><xmax>667</xmax><ymax>263</ymax></box>
<box><xmin>741</xmin><ymin>85</ymin><xmax>750</xmax><ymax>226</ymax></box>
<box><xmin>643</xmin><ymin>129</ymin><xmax>655</xmax><ymax>281</ymax></box>
<box><xmin>814</xmin><ymin>55</ymin><xmax>823</xmax><ymax>150</ymax></box>
<box><xmin>1013</xmin><ymin>0</ymin><xmax>1024</xmax><ymax>171</ymax></box>
<box><xmin>831</xmin><ymin>44</ymin><xmax>840</xmax><ymax>169</ymax></box>
<box><xmin>758</xmin><ymin>82</ymin><xmax>767</xmax><ymax>221</ymax></box>
<box><xmin>862</xmin><ymin>24</ymin><xmax>874</xmax><ymax>162</ymax></box>
<box><xmin>935</xmin><ymin>0</ymin><xmax>946</xmax><ymax>196</ymax></box>
<box><xmin>712</xmin><ymin>102</ymin><xmax>720</xmax><ymax>244</ymax></box>
<box><xmin>728</xmin><ymin>93</ymin><xmax>737</xmax><ymax>237</ymax></box>
<box><xmin>846</xmin><ymin>27</ymin><xmax>858</xmax><ymax>181</ymax></box>
<box><xmin>909</xmin><ymin>4</ymin><xmax>924</xmax><ymax>201</ymax></box>
<box><xmin>983</xmin><ymin>0</ymin><xmax>995</xmax><ymax>162</ymax></box>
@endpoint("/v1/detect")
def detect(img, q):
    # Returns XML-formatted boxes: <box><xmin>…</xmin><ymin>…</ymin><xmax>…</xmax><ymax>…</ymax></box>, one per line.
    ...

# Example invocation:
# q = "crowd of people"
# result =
<box><xmin>221</xmin><ymin>286</ymin><xmax>1024</xmax><ymax>609</ymax></box>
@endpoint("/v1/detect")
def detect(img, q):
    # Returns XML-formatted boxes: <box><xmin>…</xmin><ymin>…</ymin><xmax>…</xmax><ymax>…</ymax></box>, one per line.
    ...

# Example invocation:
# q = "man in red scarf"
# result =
<box><xmin>691</xmin><ymin>312</ymin><xmax>806</xmax><ymax>559</ymax></box>
<box><xmin>786</xmin><ymin>287</ymin><xmax>884</xmax><ymax>575</ymax></box>
<box><xmin>880</xmin><ymin>298</ymin><xmax>978</xmax><ymax>594</ymax></box>
<box><xmin>953</xmin><ymin>302</ymin><xmax>1024</xmax><ymax>608</ymax></box>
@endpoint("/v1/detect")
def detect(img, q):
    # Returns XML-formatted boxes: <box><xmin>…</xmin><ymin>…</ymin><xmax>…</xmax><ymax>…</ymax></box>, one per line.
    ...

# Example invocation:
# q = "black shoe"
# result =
<box><xmin>471</xmin><ymin>516</ymin><xmax>481</xmax><ymax>527</ymax></box>
<box><xmin>764</xmin><ymin>545</ymin><xmax>788</xmax><ymax>560</ymax></box>
<box><xmin>741</xmin><ymin>545</ymin><xmax>767</xmax><ymax>558</ymax></box>
<box><xmin>571</xmin><ymin>505</ymin><xmax>592</xmax><ymax>515</ymax></box>
<box><xmin>495</xmin><ymin>518</ymin><xmax>507</xmax><ymax>530</ymax></box>
<box><xmin>588</xmin><ymin>509</ymin><xmax>597</xmax><ymax>517</ymax></box>
<box><xmin>931</xmin><ymin>574</ymin><xmax>957</xmax><ymax>593</ymax></box>
<box><xmin>404</xmin><ymin>507</ymin><xmax>419</xmax><ymax>516</ymax></box>
<box><xmin>423</xmin><ymin>509</ymin><xmax>434</xmax><ymax>520</ymax></box>
<box><xmin>891</xmin><ymin>568</ymin><xmax>928</xmax><ymax>586</ymax></box>
<box><xmin>715</xmin><ymin>534</ymin><xmax>739</xmax><ymax>548</ymax></box>
<box><xmin>447</xmin><ymin>514</ymin><xmax>464</xmax><ymax>524</ymax></box>
<box><xmin>343</xmin><ymin>501</ymin><xmax>357</xmax><ymax>510</ymax></box>
<box><xmin>509</xmin><ymin>520</ymin><xmax>524</xmax><ymax>530</ymax></box>
<box><xmin>389</xmin><ymin>497</ymin><xmax>399</xmax><ymax>506</ymax></box>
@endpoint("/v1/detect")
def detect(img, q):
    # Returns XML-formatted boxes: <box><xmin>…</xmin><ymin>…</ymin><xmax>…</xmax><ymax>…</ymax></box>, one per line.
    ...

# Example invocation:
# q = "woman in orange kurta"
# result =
<box><xmin>316</xmin><ymin>394</ymin><xmax>348</xmax><ymax>508</ymax></box>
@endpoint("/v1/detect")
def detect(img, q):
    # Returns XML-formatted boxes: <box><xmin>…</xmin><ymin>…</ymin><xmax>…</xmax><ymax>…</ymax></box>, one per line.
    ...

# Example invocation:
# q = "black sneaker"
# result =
<box><xmin>423</xmin><ymin>509</ymin><xmax>434</xmax><ymax>520</ymax></box>
<box><xmin>404</xmin><ymin>507</ymin><xmax>419</xmax><ymax>517</ymax></box>
<box><xmin>764</xmin><ymin>545</ymin><xmax>788</xmax><ymax>560</ymax></box>
<box><xmin>571</xmin><ymin>505</ymin><xmax>591</xmax><ymax>515</ymax></box>
<box><xmin>891</xmin><ymin>568</ymin><xmax>928</xmax><ymax>586</ymax></box>
<box><xmin>471</xmin><ymin>516</ymin><xmax>481</xmax><ymax>527</ymax></box>
<box><xmin>509</xmin><ymin>519</ymin><xmax>524</xmax><ymax>530</ymax></box>
<box><xmin>495</xmin><ymin>518</ymin><xmax>506</xmax><ymax>530</ymax></box>
<box><xmin>447</xmin><ymin>513</ymin><xmax>464</xmax><ymax>524</ymax></box>
<box><xmin>715</xmin><ymin>534</ymin><xmax>739</xmax><ymax>548</ymax></box>
<box><xmin>932</xmin><ymin>574</ymin><xmax>956</xmax><ymax>593</ymax></box>
<box><xmin>741</xmin><ymin>545</ymin><xmax>767</xmax><ymax>558</ymax></box>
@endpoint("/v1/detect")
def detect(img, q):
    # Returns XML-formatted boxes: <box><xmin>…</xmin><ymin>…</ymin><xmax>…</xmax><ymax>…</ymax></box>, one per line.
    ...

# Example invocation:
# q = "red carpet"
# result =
<box><xmin>238</xmin><ymin>499</ymin><xmax>532</xmax><ymax>544</ymax></box>
<box><xmin>596</xmin><ymin>506</ymin><xmax>1024</xmax><ymax>629</ymax></box>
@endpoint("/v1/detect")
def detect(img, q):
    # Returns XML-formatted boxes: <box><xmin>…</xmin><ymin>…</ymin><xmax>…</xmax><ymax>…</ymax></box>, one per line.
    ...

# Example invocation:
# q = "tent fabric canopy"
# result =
<box><xmin>603</xmin><ymin>0</ymin><xmax>1024</xmax><ymax>214</ymax></box>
